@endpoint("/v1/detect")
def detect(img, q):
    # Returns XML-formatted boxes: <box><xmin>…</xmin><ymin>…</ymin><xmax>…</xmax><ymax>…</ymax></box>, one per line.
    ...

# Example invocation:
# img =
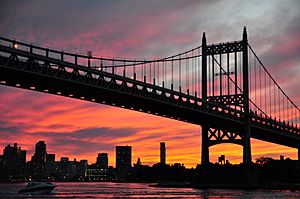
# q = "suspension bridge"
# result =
<box><xmin>0</xmin><ymin>27</ymin><xmax>299</xmax><ymax>164</ymax></box>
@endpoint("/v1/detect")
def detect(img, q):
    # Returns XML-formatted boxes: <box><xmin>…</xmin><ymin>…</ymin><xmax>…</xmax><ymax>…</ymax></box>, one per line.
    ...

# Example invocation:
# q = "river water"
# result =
<box><xmin>0</xmin><ymin>182</ymin><xmax>299</xmax><ymax>198</ymax></box>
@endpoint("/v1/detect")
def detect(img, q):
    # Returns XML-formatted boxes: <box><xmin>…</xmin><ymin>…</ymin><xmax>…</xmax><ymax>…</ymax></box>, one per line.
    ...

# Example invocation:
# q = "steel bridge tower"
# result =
<box><xmin>0</xmin><ymin>27</ymin><xmax>299</xmax><ymax>164</ymax></box>
<box><xmin>201</xmin><ymin>27</ymin><xmax>251</xmax><ymax>165</ymax></box>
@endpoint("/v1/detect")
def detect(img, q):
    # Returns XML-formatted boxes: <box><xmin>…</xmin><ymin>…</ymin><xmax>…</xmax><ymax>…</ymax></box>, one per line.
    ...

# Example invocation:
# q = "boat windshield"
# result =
<box><xmin>26</xmin><ymin>182</ymin><xmax>40</xmax><ymax>187</ymax></box>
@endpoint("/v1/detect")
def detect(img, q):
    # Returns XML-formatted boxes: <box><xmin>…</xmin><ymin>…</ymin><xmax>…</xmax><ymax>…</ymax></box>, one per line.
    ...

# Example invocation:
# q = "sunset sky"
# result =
<box><xmin>0</xmin><ymin>0</ymin><xmax>300</xmax><ymax>168</ymax></box>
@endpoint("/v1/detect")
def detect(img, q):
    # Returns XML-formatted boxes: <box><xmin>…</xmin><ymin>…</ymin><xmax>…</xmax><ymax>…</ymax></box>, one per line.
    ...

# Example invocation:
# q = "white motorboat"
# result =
<box><xmin>18</xmin><ymin>182</ymin><xmax>56</xmax><ymax>194</ymax></box>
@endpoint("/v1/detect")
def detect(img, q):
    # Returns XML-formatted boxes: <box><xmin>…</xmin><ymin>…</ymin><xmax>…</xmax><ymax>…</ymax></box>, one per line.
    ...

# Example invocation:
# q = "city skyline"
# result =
<box><xmin>1</xmin><ymin>141</ymin><xmax>168</xmax><ymax>167</ymax></box>
<box><xmin>0</xmin><ymin>0</ymin><xmax>300</xmax><ymax>167</ymax></box>
<box><xmin>0</xmin><ymin>138</ymin><xmax>296</xmax><ymax>168</ymax></box>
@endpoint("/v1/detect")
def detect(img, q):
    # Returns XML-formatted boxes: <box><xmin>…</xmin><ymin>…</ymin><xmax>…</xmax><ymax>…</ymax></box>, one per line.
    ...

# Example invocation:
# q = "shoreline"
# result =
<box><xmin>149</xmin><ymin>182</ymin><xmax>300</xmax><ymax>191</ymax></box>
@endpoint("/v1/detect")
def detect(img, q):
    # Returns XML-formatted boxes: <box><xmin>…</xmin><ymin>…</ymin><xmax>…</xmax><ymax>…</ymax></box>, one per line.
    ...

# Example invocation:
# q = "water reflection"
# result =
<box><xmin>0</xmin><ymin>182</ymin><xmax>299</xmax><ymax>198</ymax></box>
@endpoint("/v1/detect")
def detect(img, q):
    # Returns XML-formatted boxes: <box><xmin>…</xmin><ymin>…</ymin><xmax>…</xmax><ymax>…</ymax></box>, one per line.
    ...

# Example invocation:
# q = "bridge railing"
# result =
<box><xmin>0</xmin><ymin>36</ymin><xmax>204</xmax><ymax>97</ymax></box>
<box><xmin>1</xmin><ymin>36</ymin><xmax>299</xmax><ymax>134</ymax></box>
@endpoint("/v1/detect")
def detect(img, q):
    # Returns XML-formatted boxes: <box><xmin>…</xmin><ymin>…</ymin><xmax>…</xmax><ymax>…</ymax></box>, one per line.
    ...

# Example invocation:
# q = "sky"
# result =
<box><xmin>0</xmin><ymin>0</ymin><xmax>300</xmax><ymax>168</ymax></box>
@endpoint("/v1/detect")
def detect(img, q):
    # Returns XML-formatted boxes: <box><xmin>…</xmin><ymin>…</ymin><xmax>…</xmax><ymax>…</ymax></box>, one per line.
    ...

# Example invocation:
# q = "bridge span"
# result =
<box><xmin>0</xmin><ymin>27</ymin><xmax>299</xmax><ymax>163</ymax></box>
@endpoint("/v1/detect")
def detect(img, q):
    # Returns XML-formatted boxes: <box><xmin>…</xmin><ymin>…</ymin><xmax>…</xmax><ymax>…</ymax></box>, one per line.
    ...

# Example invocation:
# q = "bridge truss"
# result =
<box><xmin>0</xmin><ymin>27</ymin><xmax>299</xmax><ymax>163</ymax></box>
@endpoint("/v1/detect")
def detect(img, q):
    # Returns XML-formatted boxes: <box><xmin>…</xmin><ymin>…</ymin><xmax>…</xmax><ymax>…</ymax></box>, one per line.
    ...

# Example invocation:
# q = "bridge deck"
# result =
<box><xmin>0</xmin><ymin>44</ymin><xmax>299</xmax><ymax>149</ymax></box>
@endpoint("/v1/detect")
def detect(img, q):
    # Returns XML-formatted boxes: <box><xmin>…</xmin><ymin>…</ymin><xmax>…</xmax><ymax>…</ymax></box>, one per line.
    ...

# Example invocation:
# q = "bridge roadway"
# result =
<box><xmin>0</xmin><ymin>44</ymin><xmax>299</xmax><ymax>151</ymax></box>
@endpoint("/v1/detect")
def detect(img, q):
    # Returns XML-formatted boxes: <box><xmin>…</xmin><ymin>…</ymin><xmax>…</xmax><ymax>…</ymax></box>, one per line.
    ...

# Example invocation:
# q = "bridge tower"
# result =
<box><xmin>201</xmin><ymin>27</ymin><xmax>252</xmax><ymax>165</ymax></box>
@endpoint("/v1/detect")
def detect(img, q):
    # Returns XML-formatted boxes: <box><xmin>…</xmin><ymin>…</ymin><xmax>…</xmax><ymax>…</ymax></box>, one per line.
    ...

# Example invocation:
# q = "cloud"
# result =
<box><xmin>34</xmin><ymin>127</ymin><xmax>138</xmax><ymax>140</ymax></box>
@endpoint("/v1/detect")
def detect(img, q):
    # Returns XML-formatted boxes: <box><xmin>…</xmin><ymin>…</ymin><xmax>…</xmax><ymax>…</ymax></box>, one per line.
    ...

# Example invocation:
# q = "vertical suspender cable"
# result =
<box><xmin>288</xmin><ymin>99</ymin><xmax>289</xmax><ymax>122</ymax></box>
<box><xmin>133</xmin><ymin>59</ymin><xmax>136</xmax><ymax>78</ymax></box>
<box><xmin>220</xmin><ymin>54</ymin><xmax>222</xmax><ymax>96</ymax></box>
<box><xmin>142</xmin><ymin>61</ymin><xmax>144</xmax><ymax>81</ymax></box>
<box><xmin>234</xmin><ymin>52</ymin><xmax>237</xmax><ymax>95</ymax></box>
<box><xmin>153</xmin><ymin>61</ymin><xmax>155</xmax><ymax>84</ymax></box>
<box><xmin>144</xmin><ymin>60</ymin><xmax>146</xmax><ymax>82</ymax></box>
<box><xmin>158</xmin><ymin>61</ymin><xmax>160</xmax><ymax>86</ymax></box>
<box><xmin>192</xmin><ymin>51</ymin><xmax>194</xmax><ymax>95</ymax></box>
<box><xmin>254</xmin><ymin>56</ymin><xmax>257</xmax><ymax>112</ymax></box>
<box><xmin>186</xmin><ymin>53</ymin><xmax>188</xmax><ymax>93</ymax></box>
<box><xmin>163</xmin><ymin>60</ymin><xmax>165</xmax><ymax>85</ymax></box>
<box><xmin>249</xmin><ymin>51</ymin><xmax>251</xmax><ymax>104</ymax></box>
<box><xmin>171</xmin><ymin>59</ymin><xmax>174</xmax><ymax>90</ymax></box>
<box><xmin>123</xmin><ymin>60</ymin><xmax>125</xmax><ymax>76</ymax></box>
<box><xmin>264</xmin><ymin>69</ymin><xmax>267</xmax><ymax>116</ymax></box>
<box><xmin>240</xmin><ymin>52</ymin><xmax>242</xmax><ymax>91</ymax></box>
<box><xmin>269</xmin><ymin>77</ymin><xmax>271</xmax><ymax>115</ymax></box>
<box><xmin>208</xmin><ymin>55</ymin><xmax>211</xmax><ymax>96</ymax></box>
<box><xmin>179</xmin><ymin>55</ymin><xmax>181</xmax><ymax>92</ymax></box>
<box><xmin>212</xmin><ymin>55</ymin><xmax>215</xmax><ymax>97</ymax></box>
<box><xmin>279</xmin><ymin>89</ymin><xmax>281</xmax><ymax>120</ymax></box>
<box><xmin>273</xmin><ymin>77</ymin><xmax>276</xmax><ymax>118</ymax></box>
<box><xmin>259</xmin><ymin>62</ymin><xmax>262</xmax><ymax>115</ymax></box>
<box><xmin>199</xmin><ymin>48</ymin><xmax>201</xmax><ymax>96</ymax></box>
<box><xmin>150</xmin><ymin>62</ymin><xmax>152</xmax><ymax>84</ymax></box>
<box><xmin>227</xmin><ymin>53</ymin><xmax>230</xmax><ymax>95</ymax></box>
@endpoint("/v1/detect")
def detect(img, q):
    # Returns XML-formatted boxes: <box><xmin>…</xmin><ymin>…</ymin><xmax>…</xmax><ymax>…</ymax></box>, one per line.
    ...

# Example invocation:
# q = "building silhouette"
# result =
<box><xmin>46</xmin><ymin>153</ymin><xmax>55</xmax><ymax>162</ymax></box>
<box><xmin>32</xmin><ymin>141</ymin><xmax>46</xmax><ymax>164</ymax></box>
<box><xmin>96</xmin><ymin>153</ymin><xmax>108</xmax><ymax>169</ymax></box>
<box><xmin>0</xmin><ymin>140</ymin><xmax>300</xmax><ymax>184</ymax></box>
<box><xmin>160</xmin><ymin>142</ymin><xmax>166</xmax><ymax>165</ymax></box>
<box><xmin>49</xmin><ymin>157</ymin><xmax>87</xmax><ymax>181</ymax></box>
<box><xmin>1</xmin><ymin>143</ymin><xmax>26</xmax><ymax>179</ymax></box>
<box><xmin>45</xmin><ymin>159</ymin><xmax>59</xmax><ymax>180</ymax></box>
<box><xmin>60</xmin><ymin>157</ymin><xmax>69</xmax><ymax>162</ymax></box>
<box><xmin>136</xmin><ymin>158</ymin><xmax>141</xmax><ymax>166</ymax></box>
<box><xmin>116</xmin><ymin>146</ymin><xmax>132</xmax><ymax>181</ymax></box>
<box><xmin>29</xmin><ymin>141</ymin><xmax>47</xmax><ymax>179</ymax></box>
<box><xmin>86</xmin><ymin>153</ymin><xmax>115</xmax><ymax>181</ymax></box>
<box><xmin>116</xmin><ymin>146</ymin><xmax>132</xmax><ymax>169</ymax></box>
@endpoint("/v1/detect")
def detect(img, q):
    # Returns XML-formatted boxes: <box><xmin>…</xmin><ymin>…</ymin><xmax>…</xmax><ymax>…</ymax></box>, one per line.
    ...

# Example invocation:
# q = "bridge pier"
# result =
<box><xmin>243</xmin><ymin>125</ymin><xmax>252</xmax><ymax>164</ymax></box>
<box><xmin>201</xmin><ymin>125</ymin><xmax>209</xmax><ymax>165</ymax></box>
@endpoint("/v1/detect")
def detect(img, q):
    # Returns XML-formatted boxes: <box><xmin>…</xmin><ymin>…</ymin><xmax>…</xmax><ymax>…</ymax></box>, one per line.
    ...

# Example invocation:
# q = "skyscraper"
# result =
<box><xmin>116</xmin><ymin>146</ymin><xmax>132</xmax><ymax>181</ymax></box>
<box><xmin>160</xmin><ymin>142</ymin><xmax>166</xmax><ymax>165</ymax></box>
<box><xmin>2</xmin><ymin>143</ymin><xmax>26</xmax><ymax>178</ymax></box>
<box><xmin>96</xmin><ymin>153</ymin><xmax>108</xmax><ymax>169</ymax></box>
<box><xmin>32</xmin><ymin>141</ymin><xmax>47</xmax><ymax>164</ymax></box>
<box><xmin>116</xmin><ymin>146</ymin><xmax>131</xmax><ymax>169</ymax></box>
<box><xmin>31</xmin><ymin>141</ymin><xmax>47</xmax><ymax>179</ymax></box>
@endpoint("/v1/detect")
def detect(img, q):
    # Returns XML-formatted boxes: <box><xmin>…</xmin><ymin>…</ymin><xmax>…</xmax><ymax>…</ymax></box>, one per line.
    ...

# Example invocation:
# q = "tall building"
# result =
<box><xmin>77</xmin><ymin>160</ymin><xmax>88</xmax><ymax>180</ymax></box>
<box><xmin>160</xmin><ymin>142</ymin><xmax>166</xmax><ymax>165</ymax></box>
<box><xmin>59</xmin><ymin>157</ymin><xmax>70</xmax><ymax>180</ymax></box>
<box><xmin>20</xmin><ymin>150</ymin><xmax>26</xmax><ymax>165</ymax></box>
<box><xmin>30</xmin><ymin>141</ymin><xmax>47</xmax><ymax>179</ymax></box>
<box><xmin>32</xmin><ymin>141</ymin><xmax>47</xmax><ymax>164</ymax></box>
<box><xmin>116</xmin><ymin>146</ymin><xmax>132</xmax><ymax>181</ymax></box>
<box><xmin>3</xmin><ymin>143</ymin><xmax>26</xmax><ymax>166</ymax></box>
<box><xmin>116</xmin><ymin>146</ymin><xmax>132</xmax><ymax>169</ymax></box>
<box><xmin>2</xmin><ymin>143</ymin><xmax>26</xmax><ymax>179</ymax></box>
<box><xmin>96</xmin><ymin>153</ymin><xmax>108</xmax><ymax>169</ymax></box>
